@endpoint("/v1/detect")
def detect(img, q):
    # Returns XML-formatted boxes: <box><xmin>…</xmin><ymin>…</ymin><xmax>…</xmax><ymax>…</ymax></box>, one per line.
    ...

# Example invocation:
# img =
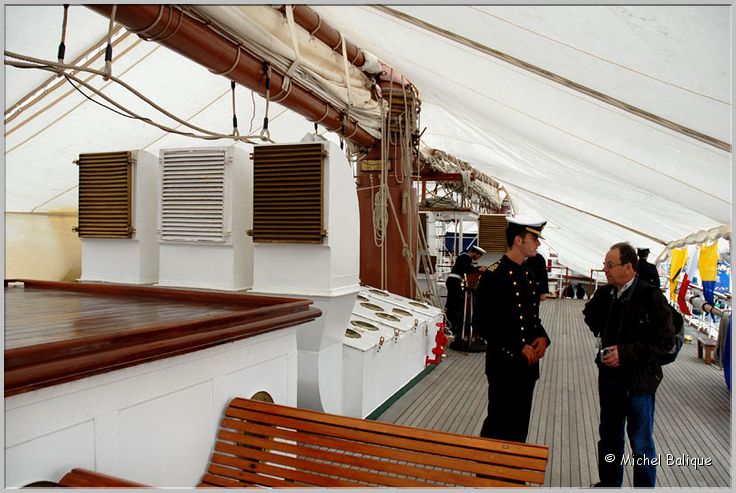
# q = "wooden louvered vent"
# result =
<box><xmin>160</xmin><ymin>148</ymin><xmax>227</xmax><ymax>243</ymax></box>
<box><xmin>75</xmin><ymin>151</ymin><xmax>133</xmax><ymax>238</ymax></box>
<box><xmin>478</xmin><ymin>214</ymin><xmax>509</xmax><ymax>254</ymax></box>
<box><xmin>251</xmin><ymin>143</ymin><xmax>325</xmax><ymax>243</ymax></box>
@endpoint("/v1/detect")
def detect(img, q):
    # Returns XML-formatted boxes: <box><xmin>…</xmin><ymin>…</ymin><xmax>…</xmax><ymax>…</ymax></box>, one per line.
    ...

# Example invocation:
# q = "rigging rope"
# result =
<box><xmin>230</xmin><ymin>81</ymin><xmax>240</xmax><ymax>137</ymax></box>
<box><xmin>5</xmin><ymin>51</ymin><xmax>272</xmax><ymax>144</ymax></box>
<box><xmin>103</xmin><ymin>5</ymin><xmax>116</xmax><ymax>81</ymax></box>
<box><xmin>57</xmin><ymin>4</ymin><xmax>69</xmax><ymax>68</ymax></box>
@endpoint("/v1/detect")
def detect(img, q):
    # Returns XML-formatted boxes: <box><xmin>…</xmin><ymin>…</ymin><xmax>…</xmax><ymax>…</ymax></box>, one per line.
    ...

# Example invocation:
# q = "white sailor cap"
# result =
<box><xmin>469</xmin><ymin>245</ymin><xmax>486</xmax><ymax>255</ymax></box>
<box><xmin>506</xmin><ymin>215</ymin><xmax>546</xmax><ymax>239</ymax></box>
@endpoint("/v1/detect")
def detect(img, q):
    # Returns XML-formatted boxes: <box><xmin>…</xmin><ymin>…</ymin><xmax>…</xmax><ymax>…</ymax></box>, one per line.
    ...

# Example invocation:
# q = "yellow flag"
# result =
<box><xmin>698</xmin><ymin>242</ymin><xmax>719</xmax><ymax>281</ymax></box>
<box><xmin>669</xmin><ymin>248</ymin><xmax>687</xmax><ymax>301</ymax></box>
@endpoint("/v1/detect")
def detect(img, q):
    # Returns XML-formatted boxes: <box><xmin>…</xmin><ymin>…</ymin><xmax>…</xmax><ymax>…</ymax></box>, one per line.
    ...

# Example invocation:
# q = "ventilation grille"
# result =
<box><xmin>478</xmin><ymin>214</ymin><xmax>508</xmax><ymax>254</ymax></box>
<box><xmin>75</xmin><ymin>151</ymin><xmax>132</xmax><ymax>238</ymax></box>
<box><xmin>160</xmin><ymin>148</ymin><xmax>227</xmax><ymax>243</ymax></box>
<box><xmin>251</xmin><ymin>143</ymin><xmax>325</xmax><ymax>243</ymax></box>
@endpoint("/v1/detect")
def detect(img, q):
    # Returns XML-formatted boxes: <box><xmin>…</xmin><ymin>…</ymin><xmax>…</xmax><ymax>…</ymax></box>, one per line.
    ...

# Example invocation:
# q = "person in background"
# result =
<box><xmin>576</xmin><ymin>283</ymin><xmax>586</xmax><ymax>299</ymax></box>
<box><xmin>445</xmin><ymin>245</ymin><xmax>486</xmax><ymax>341</ymax></box>
<box><xmin>473</xmin><ymin>217</ymin><xmax>551</xmax><ymax>443</ymax></box>
<box><xmin>525</xmin><ymin>252</ymin><xmax>550</xmax><ymax>302</ymax></box>
<box><xmin>636</xmin><ymin>247</ymin><xmax>660</xmax><ymax>288</ymax></box>
<box><xmin>563</xmin><ymin>284</ymin><xmax>575</xmax><ymax>298</ymax></box>
<box><xmin>583</xmin><ymin>242</ymin><xmax>675</xmax><ymax>487</ymax></box>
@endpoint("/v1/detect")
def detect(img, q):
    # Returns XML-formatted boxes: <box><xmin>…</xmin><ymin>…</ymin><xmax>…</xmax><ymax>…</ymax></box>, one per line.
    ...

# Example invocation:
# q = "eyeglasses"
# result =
<box><xmin>603</xmin><ymin>262</ymin><xmax>623</xmax><ymax>269</ymax></box>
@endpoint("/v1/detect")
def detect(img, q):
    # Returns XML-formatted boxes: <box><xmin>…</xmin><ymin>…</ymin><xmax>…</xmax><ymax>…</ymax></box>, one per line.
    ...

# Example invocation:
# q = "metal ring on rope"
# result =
<box><xmin>209</xmin><ymin>47</ymin><xmax>241</xmax><ymax>76</ymax></box>
<box><xmin>131</xmin><ymin>5</ymin><xmax>166</xmax><ymax>38</ymax></box>
<box><xmin>309</xmin><ymin>15</ymin><xmax>322</xmax><ymax>37</ymax></box>
<box><xmin>149</xmin><ymin>8</ymin><xmax>184</xmax><ymax>42</ymax></box>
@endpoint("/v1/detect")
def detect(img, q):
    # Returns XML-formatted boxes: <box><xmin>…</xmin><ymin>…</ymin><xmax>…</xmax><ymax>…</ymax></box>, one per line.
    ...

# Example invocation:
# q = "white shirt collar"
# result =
<box><xmin>615</xmin><ymin>276</ymin><xmax>636</xmax><ymax>298</ymax></box>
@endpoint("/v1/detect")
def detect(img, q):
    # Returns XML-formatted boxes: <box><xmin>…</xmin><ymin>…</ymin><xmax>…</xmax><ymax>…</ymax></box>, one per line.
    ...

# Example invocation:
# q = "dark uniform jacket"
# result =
<box><xmin>637</xmin><ymin>260</ymin><xmax>660</xmax><ymax>288</ymax></box>
<box><xmin>524</xmin><ymin>253</ymin><xmax>549</xmax><ymax>300</ymax></box>
<box><xmin>450</xmin><ymin>252</ymin><xmax>480</xmax><ymax>278</ymax></box>
<box><xmin>473</xmin><ymin>255</ymin><xmax>551</xmax><ymax>380</ymax></box>
<box><xmin>582</xmin><ymin>277</ymin><xmax>675</xmax><ymax>394</ymax></box>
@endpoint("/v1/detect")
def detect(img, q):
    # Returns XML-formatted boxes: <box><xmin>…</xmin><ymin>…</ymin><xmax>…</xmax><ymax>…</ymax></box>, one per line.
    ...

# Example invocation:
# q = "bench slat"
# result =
<box><xmin>58</xmin><ymin>468</ymin><xmax>148</xmax><ymax>487</ymax></box>
<box><xmin>215</xmin><ymin>438</ymin><xmax>510</xmax><ymax>487</ymax></box>
<box><xmin>211</xmin><ymin>451</ymin><xmax>364</xmax><ymax>487</ymax></box>
<box><xmin>198</xmin><ymin>472</ymin><xmax>255</xmax><ymax>488</ymax></box>
<box><xmin>229</xmin><ymin>397</ymin><xmax>548</xmax><ymax>460</ymax></box>
<box><xmin>217</xmin><ymin>422</ymin><xmax>539</xmax><ymax>485</ymax></box>
<box><xmin>223</xmin><ymin>407</ymin><xmax>547</xmax><ymax>474</ymax></box>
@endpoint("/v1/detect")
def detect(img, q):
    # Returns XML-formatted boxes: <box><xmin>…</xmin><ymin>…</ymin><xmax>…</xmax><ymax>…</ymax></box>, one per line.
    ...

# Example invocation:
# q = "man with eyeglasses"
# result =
<box><xmin>473</xmin><ymin>216</ymin><xmax>551</xmax><ymax>444</ymax></box>
<box><xmin>583</xmin><ymin>242</ymin><xmax>675</xmax><ymax>487</ymax></box>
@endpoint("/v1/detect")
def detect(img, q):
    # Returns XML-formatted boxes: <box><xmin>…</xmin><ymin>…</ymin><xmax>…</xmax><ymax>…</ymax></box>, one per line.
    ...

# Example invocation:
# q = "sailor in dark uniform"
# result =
<box><xmin>444</xmin><ymin>245</ymin><xmax>486</xmax><ymax>340</ymax></box>
<box><xmin>636</xmin><ymin>248</ymin><xmax>660</xmax><ymax>288</ymax></box>
<box><xmin>473</xmin><ymin>216</ymin><xmax>551</xmax><ymax>443</ymax></box>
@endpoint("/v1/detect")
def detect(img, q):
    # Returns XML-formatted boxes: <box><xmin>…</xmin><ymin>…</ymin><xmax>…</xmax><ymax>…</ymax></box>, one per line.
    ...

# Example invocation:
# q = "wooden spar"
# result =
<box><xmin>85</xmin><ymin>4</ymin><xmax>377</xmax><ymax>148</ymax></box>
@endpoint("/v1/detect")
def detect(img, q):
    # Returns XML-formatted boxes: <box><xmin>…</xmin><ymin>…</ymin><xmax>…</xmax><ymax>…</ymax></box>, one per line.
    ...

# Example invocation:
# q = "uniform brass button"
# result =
<box><xmin>518</xmin><ymin>304</ymin><xmax>522</xmax><ymax>307</ymax></box>
<box><xmin>513</xmin><ymin>281</ymin><xmax>517</xmax><ymax>286</ymax></box>
<box><xmin>516</xmin><ymin>292</ymin><xmax>520</xmax><ymax>296</ymax></box>
<box><xmin>519</xmin><ymin>315</ymin><xmax>523</xmax><ymax>319</ymax></box>
<box><xmin>521</xmin><ymin>327</ymin><xmax>525</xmax><ymax>331</ymax></box>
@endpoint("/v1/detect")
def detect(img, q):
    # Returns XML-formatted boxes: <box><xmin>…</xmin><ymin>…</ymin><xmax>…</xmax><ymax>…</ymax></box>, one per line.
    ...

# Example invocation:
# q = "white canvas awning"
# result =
<box><xmin>4</xmin><ymin>5</ymin><xmax>731</xmax><ymax>277</ymax></box>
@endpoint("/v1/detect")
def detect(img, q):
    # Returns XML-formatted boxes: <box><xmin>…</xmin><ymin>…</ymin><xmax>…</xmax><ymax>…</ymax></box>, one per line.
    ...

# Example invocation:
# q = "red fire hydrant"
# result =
<box><xmin>426</xmin><ymin>321</ymin><xmax>449</xmax><ymax>366</ymax></box>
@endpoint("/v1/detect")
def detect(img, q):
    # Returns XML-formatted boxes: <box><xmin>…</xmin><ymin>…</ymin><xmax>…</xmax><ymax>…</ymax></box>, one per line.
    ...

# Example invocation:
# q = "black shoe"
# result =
<box><xmin>590</xmin><ymin>482</ymin><xmax>610</xmax><ymax>488</ymax></box>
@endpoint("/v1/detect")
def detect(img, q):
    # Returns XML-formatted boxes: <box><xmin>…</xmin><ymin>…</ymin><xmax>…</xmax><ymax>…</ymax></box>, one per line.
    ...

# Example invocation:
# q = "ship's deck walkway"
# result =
<box><xmin>377</xmin><ymin>298</ymin><xmax>731</xmax><ymax>487</ymax></box>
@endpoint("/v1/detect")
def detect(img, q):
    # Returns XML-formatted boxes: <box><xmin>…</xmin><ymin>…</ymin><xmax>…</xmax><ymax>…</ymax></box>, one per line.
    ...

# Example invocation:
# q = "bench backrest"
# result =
<box><xmin>200</xmin><ymin>397</ymin><xmax>549</xmax><ymax>487</ymax></box>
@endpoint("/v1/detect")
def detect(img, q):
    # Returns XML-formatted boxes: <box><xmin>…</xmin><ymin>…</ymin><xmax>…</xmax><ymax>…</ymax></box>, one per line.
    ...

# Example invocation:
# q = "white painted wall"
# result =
<box><xmin>4</xmin><ymin>327</ymin><xmax>299</xmax><ymax>487</ymax></box>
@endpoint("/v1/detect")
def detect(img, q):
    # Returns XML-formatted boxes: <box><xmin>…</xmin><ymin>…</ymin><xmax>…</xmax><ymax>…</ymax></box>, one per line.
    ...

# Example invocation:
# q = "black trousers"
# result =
<box><xmin>444</xmin><ymin>277</ymin><xmax>464</xmax><ymax>336</ymax></box>
<box><xmin>480</xmin><ymin>373</ymin><xmax>536</xmax><ymax>443</ymax></box>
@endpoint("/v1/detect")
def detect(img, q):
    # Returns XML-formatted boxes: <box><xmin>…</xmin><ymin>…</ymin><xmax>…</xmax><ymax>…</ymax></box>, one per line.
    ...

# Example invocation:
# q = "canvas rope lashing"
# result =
<box><xmin>147</xmin><ymin>8</ymin><xmax>184</xmax><ymax>43</ymax></box>
<box><xmin>270</xmin><ymin>82</ymin><xmax>292</xmax><ymax>104</ymax></box>
<box><xmin>103</xmin><ymin>4</ymin><xmax>116</xmax><ymax>81</ymax></box>
<box><xmin>310</xmin><ymin>105</ymin><xmax>330</xmax><ymax>125</ymax></box>
<box><xmin>57</xmin><ymin>4</ymin><xmax>70</xmax><ymax>70</ymax></box>
<box><xmin>131</xmin><ymin>5</ymin><xmax>165</xmax><ymax>38</ymax></box>
<box><xmin>143</xmin><ymin>5</ymin><xmax>174</xmax><ymax>42</ymax></box>
<box><xmin>230</xmin><ymin>80</ymin><xmax>239</xmax><ymax>137</ymax></box>
<box><xmin>308</xmin><ymin>13</ymin><xmax>322</xmax><ymax>37</ymax></box>
<box><xmin>210</xmin><ymin>47</ymin><xmax>241</xmax><ymax>76</ymax></box>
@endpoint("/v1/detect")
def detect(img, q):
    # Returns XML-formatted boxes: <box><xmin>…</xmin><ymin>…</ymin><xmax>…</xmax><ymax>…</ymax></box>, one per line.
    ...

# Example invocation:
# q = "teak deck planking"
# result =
<box><xmin>378</xmin><ymin>298</ymin><xmax>731</xmax><ymax>487</ymax></box>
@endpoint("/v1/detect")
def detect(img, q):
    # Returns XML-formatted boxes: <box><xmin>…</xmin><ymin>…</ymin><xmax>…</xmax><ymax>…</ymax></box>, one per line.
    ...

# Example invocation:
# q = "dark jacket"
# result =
<box><xmin>524</xmin><ymin>253</ymin><xmax>549</xmax><ymax>300</ymax></box>
<box><xmin>473</xmin><ymin>255</ymin><xmax>551</xmax><ymax>380</ymax></box>
<box><xmin>450</xmin><ymin>252</ymin><xmax>480</xmax><ymax>277</ymax></box>
<box><xmin>637</xmin><ymin>260</ymin><xmax>660</xmax><ymax>288</ymax></box>
<box><xmin>582</xmin><ymin>277</ymin><xmax>675</xmax><ymax>394</ymax></box>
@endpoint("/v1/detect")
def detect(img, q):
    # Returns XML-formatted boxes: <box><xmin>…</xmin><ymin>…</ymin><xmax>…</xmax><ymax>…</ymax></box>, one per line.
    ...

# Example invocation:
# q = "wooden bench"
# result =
<box><xmin>59</xmin><ymin>397</ymin><xmax>549</xmax><ymax>487</ymax></box>
<box><xmin>697</xmin><ymin>337</ymin><xmax>718</xmax><ymax>365</ymax></box>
